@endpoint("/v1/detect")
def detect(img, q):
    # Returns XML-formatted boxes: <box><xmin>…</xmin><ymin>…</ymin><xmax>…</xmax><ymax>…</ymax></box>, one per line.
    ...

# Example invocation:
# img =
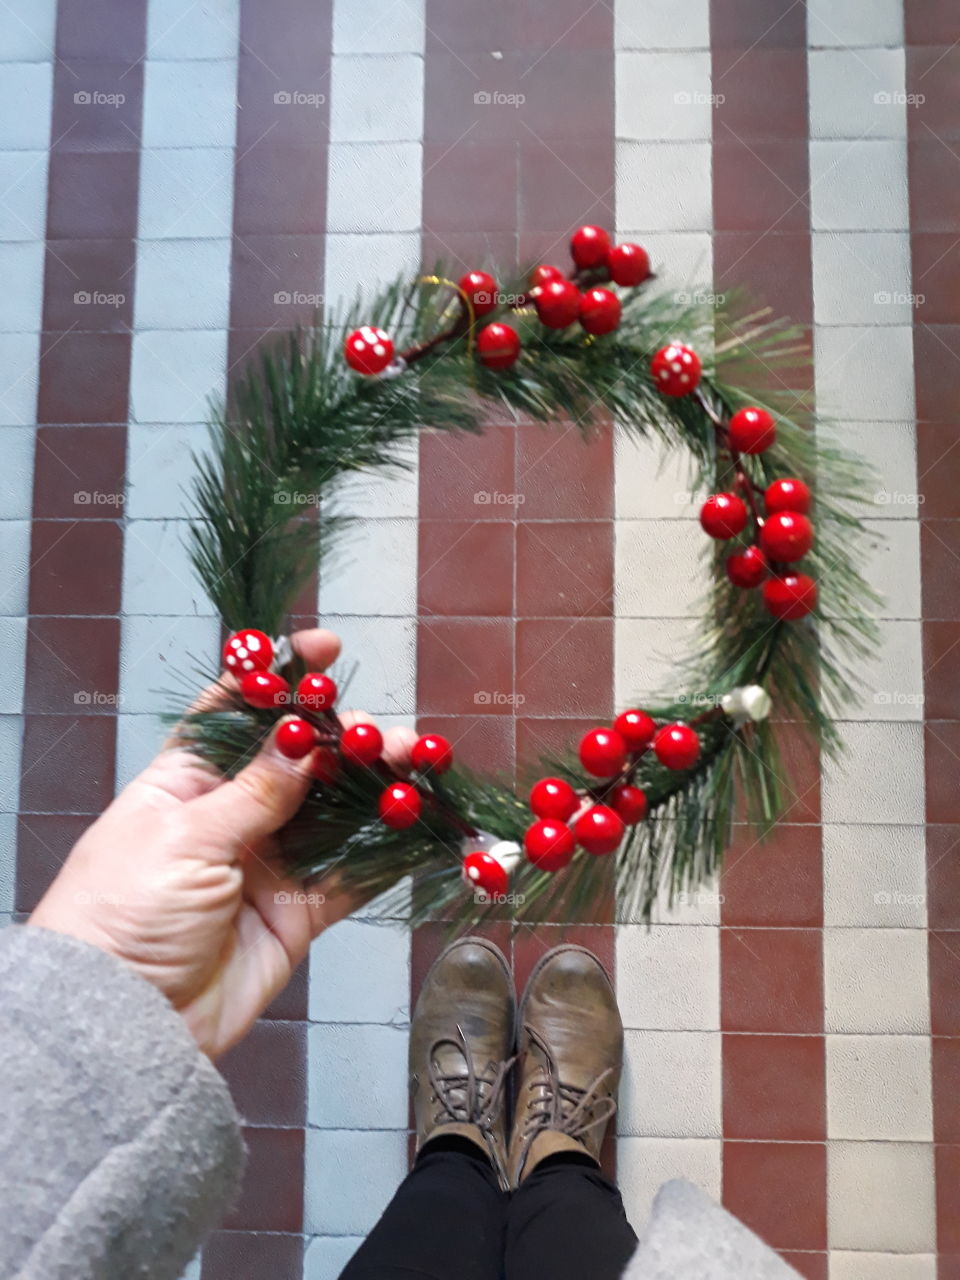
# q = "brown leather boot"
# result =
<box><xmin>508</xmin><ymin>944</ymin><xmax>623</xmax><ymax>1187</ymax></box>
<box><xmin>409</xmin><ymin>936</ymin><xmax>515</xmax><ymax>1188</ymax></box>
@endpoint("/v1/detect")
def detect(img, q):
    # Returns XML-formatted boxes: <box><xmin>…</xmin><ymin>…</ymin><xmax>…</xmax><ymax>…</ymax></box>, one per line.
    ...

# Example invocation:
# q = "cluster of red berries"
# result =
<box><xmin>343</xmin><ymin>225</ymin><xmax>652</xmax><ymax>378</ymax></box>
<box><xmin>224</xmin><ymin>629</ymin><xmax>454</xmax><ymax>830</ymax></box>
<box><xmin>520</xmin><ymin>709</ymin><xmax>701</xmax><ymax>875</ymax></box>
<box><xmin>694</xmin><ymin>406</ymin><xmax>817</xmax><ymax>620</ymax></box>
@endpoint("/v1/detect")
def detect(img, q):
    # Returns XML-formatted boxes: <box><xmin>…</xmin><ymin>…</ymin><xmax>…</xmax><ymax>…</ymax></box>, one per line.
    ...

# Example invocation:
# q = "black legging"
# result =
<box><xmin>340</xmin><ymin>1138</ymin><xmax>638</xmax><ymax>1280</ymax></box>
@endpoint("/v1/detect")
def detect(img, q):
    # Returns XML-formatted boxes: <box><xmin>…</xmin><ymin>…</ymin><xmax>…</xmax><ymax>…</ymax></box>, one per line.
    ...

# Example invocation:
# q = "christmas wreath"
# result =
<box><xmin>178</xmin><ymin>225</ymin><xmax>878</xmax><ymax>926</ymax></box>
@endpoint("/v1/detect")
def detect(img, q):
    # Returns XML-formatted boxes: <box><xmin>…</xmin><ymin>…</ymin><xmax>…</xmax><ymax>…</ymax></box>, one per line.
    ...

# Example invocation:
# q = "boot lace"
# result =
<box><xmin>427</xmin><ymin>1026</ymin><xmax>514</xmax><ymax>1138</ymax></box>
<box><xmin>519</xmin><ymin>1024</ymin><xmax>617</xmax><ymax>1145</ymax></box>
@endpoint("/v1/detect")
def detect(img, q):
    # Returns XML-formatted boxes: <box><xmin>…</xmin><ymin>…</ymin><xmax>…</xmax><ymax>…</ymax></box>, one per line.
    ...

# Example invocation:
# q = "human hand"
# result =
<box><xmin>28</xmin><ymin>628</ymin><xmax>415</xmax><ymax>1058</ymax></box>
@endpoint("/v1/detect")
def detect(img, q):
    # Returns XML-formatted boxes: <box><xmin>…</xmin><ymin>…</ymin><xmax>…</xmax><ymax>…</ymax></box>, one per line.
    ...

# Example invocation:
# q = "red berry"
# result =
<box><xmin>763</xmin><ymin>574</ymin><xmax>817</xmax><ymax>620</ymax></box>
<box><xmin>344</xmin><ymin>326</ymin><xmax>394</xmax><ymax>375</ymax></box>
<box><xmin>725</xmin><ymin>545</ymin><xmax>769</xmax><ymax>589</ymax></box>
<box><xmin>462</xmin><ymin>850</ymin><xmax>509</xmax><ymax>897</ymax></box>
<box><xmin>728</xmin><ymin>406</ymin><xmax>776</xmax><ymax>454</ymax></box>
<box><xmin>378</xmin><ymin>781</ymin><xmax>422</xmax><ymax>829</ymax></box>
<box><xmin>607</xmin><ymin>242</ymin><xmax>651</xmax><ymax>287</ymax></box>
<box><xmin>223</xmin><ymin>628</ymin><xmax>274</xmax><ymax>676</ymax></box>
<box><xmin>570</xmin><ymin>224</ymin><xmax>611</xmax><ymax>269</ymax></box>
<box><xmin>579</xmin><ymin>286</ymin><xmax>621</xmax><ymax>335</ymax></box>
<box><xmin>311</xmin><ymin>747</ymin><xmax>339</xmax><ymax>784</ymax></box>
<box><xmin>476</xmin><ymin>321</ymin><xmax>521</xmax><ymax>370</ymax></box>
<box><xmin>530</xmin><ymin>263</ymin><xmax>564</xmax><ymax>289</ymax></box>
<box><xmin>240</xmin><ymin>670</ymin><xmax>291</xmax><ymax>709</ymax></box>
<box><xmin>613</xmin><ymin>709</ymin><xmax>656</xmax><ymax>752</ymax></box>
<box><xmin>765</xmin><ymin>477</ymin><xmax>811</xmax><ymax>515</ymax></box>
<box><xmin>700</xmin><ymin>492</ymin><xmax>748</xmax><ymax>539</ymax></box>
<box><xmin>297</xmin><ymin>672</ymin><xmax>338</xmax><ymax>711</ymax></box>
<box><xmin>579</xmin><ymin>727</ymin><xmax>628</xmax><ymax>778</ymax></box>
<box><xmin>609</xmin><ymin>784</ymin><xmax>648</xmax><ymax>825</ymax></box>
<box><xmin>760</xmin><ymin>511</ymin><xmax>813</xmax><ymax>562</ymax></box>
<box><xmin>650</xmin><ymin>343</ymin><xmax>702</xmax><ymax>397</ymax></box>
<box><xmin>654</xmin><ymin>723</ymin><xmax>701</xmax><ymax>771</ymax></box>
<box><xmin>574</xmin><ymin>804</ymin><xmax>625</xmax><ymax>856</ymax></box>
<box><xmin>524</xmin><ymin>819</ymin><xmax>575</xmax><ymax>872</ymax></box>
<box><xmin>529</xmin><ymin>776</ymin><xmax>579</xmax><ymax>822</ymax></box>
<box><xmin>340</xmin><ymin>722</ymin><xmax>383</xmax><ymax>766</ymax></box>
<box><xmin>276</xmin><ymin>717</ymin><xmax>317</xmax><ymax>759</ymax></box>
<box><xmin>411</xmin><ymin>733</ymin><xmax>453</xmax><ymax>774</ymax></box>
<box><xmin>534</xmin><ymin>279</ymin><xmax>581</xmax><ymax>329</ymax></box>
<box><xmin>458</xmin><ymin>269</ymin><xmax>498</xmax><ymax>318</ymax></box>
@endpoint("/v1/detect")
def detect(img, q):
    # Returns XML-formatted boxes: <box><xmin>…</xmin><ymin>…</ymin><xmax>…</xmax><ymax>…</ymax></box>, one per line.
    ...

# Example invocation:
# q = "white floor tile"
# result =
<box><xmin>0</xmin><ymin>153</ymin><xmax>49</xmax><ymax>241</ymax></box>
<box><xmin>0</xmin><ymin>429</ymin><xmax>34</xmax><ymax>518</ymax></box>
<box><xmin>616</xmin><ymin>925</ymin><xmax>720</xmax><ymax>1030</ymax></box>
<box><xmin>118</xmin><ymin>614</ymin><xmax>218</xmax><ymax>714</ymax></box>
<box><xmin>809</xmin><ymin>50</ymin><xmax>907</xmax><ymax>139</ymax></box>
<box><xmin>616</xmin><ymin>142</ymin><xmax>713</xmax><ymax>232</ymax></box>
<box><xmin>818</xmin><ymin>422</ymin><xmax>917</xmax><ymax>522</ymax></box>
<box><xmin>323</xmin><ymin>233</ymin><xmax>421</xmax><ymax>316</ymax></box>
<box><xmin>318</xmin><ymin>616</ymin><xmax>416</xmax><ymax>716</ymax></box>
<box><xmin>304</xmin><ymin>1129</ymin><xmax>407</xmax><ymax>1235</ymax></box>
<box><xmin>0</xmin><ymin>241</ymin><xmax>44</xmax><ymax>331</ymax></box>
<box><xmin>823</xmin><ymin>621</ymin><xmax>923</xmax><ymax>721</ymax></box>
<box><xmin>812</xmin><ymin>232</ymin><xmax>913</xmax><ymax>326</ymax></box>
<box><xmin>130</xmin><ymin>329</ymin><xmax>228</xmax><ymax>424</ymax></box>
<box><xmin>615</xmin><ymin>617</ymin><xmax>700</xmax><ymax>706</ymax></box>
<box><xmin>319</xmin><ymin>519</ymin><xmax>418</xmax><ymax>617</ymax></box>
<box><xmin>823</xmin><ymin>825</ymin><xmax>927</xmax><ymax>927</ymax></box>
<box><xmin>122</xmin><ymin>519</ymin><xmax>216</xmax><ymax>617</ymax></box>
<box><xmin>327</xmin><ymin>143</ymin><xmax>423</xmax><ymax>233</ymax></box>
<box><xmin>134</xmin><ymin>239</ymin><xmax>232</xmax><ymax>330</ymax></box>
<box><xmin>310</xmin><ymin>920</ymin><xmax>410</xmax><ymax>1024</ymax></box>
<box><xmin>126</xmin><ymin>423</ymin><xmax>209</xmax><ymax>520</ymax></box>
<box><xmin>617</xmin><ymin>1137</ymin><xmax>721</xmax><ymax>1235</ymax></box>
<box><xmin>615</xmin><ymin>0</ymin><xmax>710</xmax><ymax>49</ymax></box>
<box><xmin>0</xmin><ymin>0</ymin><xmax>56</xmax><ymax>60</ymax></box>
<box><xmin>615</xmin><ymin>520</ymin><xmax>707</xmax><ymax>619</ymax></box>
<box><xmin>821</xmin><ymin>723</ymin><xmax>924</xmax><ymax>826</ymax></box>
<box><xmin>826</xmin><ymin>1034</ymin><xmax>932</xmax><ymax>1140</ymax></box>
<box><xmin>619</xmin><ymin>1030</ymin><xmax>721</xmax><ymax>1137</ymax></box>
<box><xmin>616</xmin><ymin>52</ymin><xmax>713</xmax><ymax>141</ymax></box>
<box><xmin>308</xmin><ymin>1023</ymin><xmax>409</xmax><ymax>1128</ymax></box>
<box><xmin>142</xmin><ymin>59</ymin><xmax>239</xmax><ymax>149</ymax></box>
<box><xmin>829</xmin><ymin>1253</ymin><xmax>936</xmax><ymax>1279</ymax></box>
<box><xmin>0</xmin><ymin>520</ymin><xmax>30</xmax><ymax>615</ymax></box>
<box><xmin>807</xmin><ymin>0</ymin><xmax>903</xmax><ymax>46</ymax></box>
<box><xmin>333</xmin><ymin>0</ymin><xmax>424</xmax><ymax>54</ymax></box>
<box><xmin>0</xmin><ymin>333</ymin><xmax>40</xmax><ymax>425</ymax></box>
<box><xmin>824</xmin><ymin>929</ymin><xmax>930</xmax><ymax>1034</ymax></box>
<box><xmin>828</xmin><ymin>1142</ymin><xmax>935</xmax><ymax>1252</ymax></box>
<box><xmin>304</xmin><ymin>1236</ymin><xmax>364</xmax><ymax>1280</ymax></box>
<box><xmin>114</xmin><ymin>714</ymin><xmax>167</xmax><ymax>789</ymax></box>
<box><xmin>813</xmin><ymin>327</ymin><xmax>915</xmax><ymax>423</ymax></box>
<box><xmin>330</xmin><ymin>55</ymin><xmax>424</xmax><ymax>143</ymax></box>
<box><xmin>138</xmin><ymin>148</ymin><xmax>235</xmax><ymax>240</ymax></box>
<box><xmin>810</xmin><ymin>141</ymin><xmax>909</xmax><ymax>232</ymax></box>
<box><xmin>615</xmin><ymin>429</ymin><xmax>702</xmax><ymax>521</ymax></box>
<box><xmin>146</xmin><ymin>0</ymin><xmax>240</xmax><ymax>59</ymax></box>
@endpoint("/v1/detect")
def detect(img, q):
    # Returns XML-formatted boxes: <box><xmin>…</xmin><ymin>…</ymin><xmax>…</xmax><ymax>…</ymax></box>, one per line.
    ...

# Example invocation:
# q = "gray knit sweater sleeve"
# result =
<box><xmin>0</xmin><ymin>924</ymin><xmax>244</xmax><ymax>1280</ymax></box>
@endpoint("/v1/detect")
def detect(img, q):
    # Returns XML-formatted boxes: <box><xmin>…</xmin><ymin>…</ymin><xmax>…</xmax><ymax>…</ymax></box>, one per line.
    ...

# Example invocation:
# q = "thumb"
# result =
<box><xmin>191</xmin><ymin>720</ymin><xmax>314</xmax><ymax>844</ymax></box>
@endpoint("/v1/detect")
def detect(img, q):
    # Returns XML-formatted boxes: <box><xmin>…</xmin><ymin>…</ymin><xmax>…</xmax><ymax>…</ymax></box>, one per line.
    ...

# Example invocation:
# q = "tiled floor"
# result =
<box><xmin>0</xmin><ymin>0</ymin><xmax>955</xmax><ymax>1277</ymax></box>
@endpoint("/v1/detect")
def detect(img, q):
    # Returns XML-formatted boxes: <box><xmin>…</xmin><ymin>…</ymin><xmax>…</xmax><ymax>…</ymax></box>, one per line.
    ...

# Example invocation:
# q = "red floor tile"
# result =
<box><xmin>720</xmin><ymin>928</ymin><xmax>823</xmax><ymax>1034</ymax></box>
<box><xmin>723</xmin><ymin>1142</ymin><xmax>827</xmax><ymax>1253</ymax></box>
<box><xmin>723</xmin><ymin>1034</ymin><xmax>825</xmax><ymax>1141</ymax></box>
